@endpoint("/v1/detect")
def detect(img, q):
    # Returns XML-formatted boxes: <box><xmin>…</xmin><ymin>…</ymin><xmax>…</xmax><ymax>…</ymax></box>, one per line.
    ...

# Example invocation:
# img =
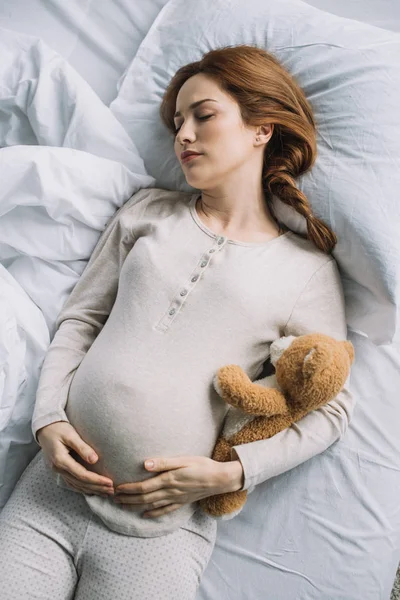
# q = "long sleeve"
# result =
<box><xmin>230</xmin><ymin>258</ymin><xmax>356</xmax><ymax>492</ymax></box>
<box><xmin>31</xmin><ymin>195</ymin><xmax>142</xmax><ymax>444</ymax></box>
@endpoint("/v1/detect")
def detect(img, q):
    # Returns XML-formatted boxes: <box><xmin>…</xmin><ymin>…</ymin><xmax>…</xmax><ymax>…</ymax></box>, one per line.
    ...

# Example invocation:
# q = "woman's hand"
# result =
<box><xmin>37</xmin><ymin>421</ymin><xmax>115</xmax><ymax>497</ymax></box>
<box><xmin>114</xmin><ymin>455</ymin><xmax>244</xmax><ymax>518</ymax></box>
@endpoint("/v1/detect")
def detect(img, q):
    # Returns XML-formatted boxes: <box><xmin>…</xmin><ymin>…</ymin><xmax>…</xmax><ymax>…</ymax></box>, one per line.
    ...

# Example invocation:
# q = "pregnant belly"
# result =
<box><xmin>65</xmin><ymin>347</ymin><xmax>222</xmax><ymax>487</ymax></box>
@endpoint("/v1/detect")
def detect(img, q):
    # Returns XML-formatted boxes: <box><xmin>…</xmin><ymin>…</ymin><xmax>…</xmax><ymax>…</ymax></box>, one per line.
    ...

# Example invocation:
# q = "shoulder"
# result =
<box><xmin>282</xmin><ymin>230</ymin><xmax>337</xmax><ymax>281</ymax></box>
<box><xmin>123</xmin><ymin>187</ymin><xmax>191</xmax><ymax>217</ymax></box>
<box><xmin>104</xmin><ymin>187</ymin><xmax>191</xmax><ymax>230</ymax></box>
<box><xmin>282</xmin><ymin>234</ymin><xmax>347</xmax><ymax>339</ymax></box>
<box><xmin>284</xmin><ymin>232</ymin><xmax>345</xmax><ymax>319</ymax></box>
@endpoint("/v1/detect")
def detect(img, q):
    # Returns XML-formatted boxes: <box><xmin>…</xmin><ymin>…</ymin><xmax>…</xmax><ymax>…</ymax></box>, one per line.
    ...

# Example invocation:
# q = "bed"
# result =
<box><xmin>0</xmin><ymin>1</ymin><xmax>399</xmax><ymax>598</ymax></box>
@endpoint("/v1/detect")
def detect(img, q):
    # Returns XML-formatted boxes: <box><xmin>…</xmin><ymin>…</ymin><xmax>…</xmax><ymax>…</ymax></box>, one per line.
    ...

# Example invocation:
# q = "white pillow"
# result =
<box><xmin>110</xmin><ymin>0</ymin><xmax>400</xmax><ymax>346</ymax></box>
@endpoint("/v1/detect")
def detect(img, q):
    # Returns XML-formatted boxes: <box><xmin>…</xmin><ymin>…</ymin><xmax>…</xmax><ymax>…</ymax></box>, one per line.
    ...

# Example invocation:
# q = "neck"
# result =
<box><xmin>197</xmin><ymin>190</ymin><xmax>282</xmax><ymax>237</ymax></box>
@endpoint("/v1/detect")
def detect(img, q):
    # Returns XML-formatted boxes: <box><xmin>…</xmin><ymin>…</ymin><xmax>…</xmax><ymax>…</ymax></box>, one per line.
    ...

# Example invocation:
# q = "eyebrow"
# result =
<box><xmin>174</xmin><ymin>99</ymin><xmax>218</xmax><ymax>119</ymax></box>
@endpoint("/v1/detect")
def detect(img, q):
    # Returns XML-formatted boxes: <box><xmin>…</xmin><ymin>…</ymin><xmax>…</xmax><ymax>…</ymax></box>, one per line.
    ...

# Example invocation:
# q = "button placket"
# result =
<box><xmin>155</xmin><ymin>236</ymin><xmax>227</xmax><ymax>332</ymax></box>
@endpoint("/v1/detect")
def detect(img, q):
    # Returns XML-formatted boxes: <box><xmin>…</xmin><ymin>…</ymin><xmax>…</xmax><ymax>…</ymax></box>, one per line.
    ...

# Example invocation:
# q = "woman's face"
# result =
<box><xmin>173</xmin><ymin>73</ymin><xmax>265</xmax><ymax>190</ymax></box>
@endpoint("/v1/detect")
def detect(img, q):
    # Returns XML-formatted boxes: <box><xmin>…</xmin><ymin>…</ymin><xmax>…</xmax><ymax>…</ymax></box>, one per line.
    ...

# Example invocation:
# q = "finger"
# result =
<box><xmin>114</xmin><ymin>488</ymin><xmax>175</xmax><ymax>505</ymax></box>
<box><xmin>63</xmin><ymin>431</ymin><xmax>100</xmax><ymax>467</ymax></box>
<box><xmin>62</xmin><ymin>473</ymin><xmax>114</xmax><ymax>495</ymax></box>
<box><xmin>59</xmin><ymin>477</ymin><xmax>93</xmax><ymax>496</ymax></box>
<box><xmin>143</xmin><ymin>503</ymin><xmax>181</xmax><ymax>518</ymax></box>
<box><xmin>55</xmin><ymin>454</ymin><xmax>114</xmax><ymax>487</ymax></box>
<box><xmin>53</xmin><ymin>461</ymin><xmax>114</xmax><ymax>488</ymax></box>
<box><xmin>116</xmin><ymin>472</ymin><xmax>170</xmax><ymax>495</ymax></box>
<box><xmin>61</xmin><ymin>476</ymin><xmax>111</xmax><ymax>499</ymax></box>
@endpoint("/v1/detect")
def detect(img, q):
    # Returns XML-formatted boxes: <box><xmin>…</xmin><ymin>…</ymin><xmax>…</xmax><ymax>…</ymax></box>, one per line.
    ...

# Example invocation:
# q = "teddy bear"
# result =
<box><xmin>198</xmin><ymin>332</ymin><xmax>354</xmax><ymax>520</ymax></box>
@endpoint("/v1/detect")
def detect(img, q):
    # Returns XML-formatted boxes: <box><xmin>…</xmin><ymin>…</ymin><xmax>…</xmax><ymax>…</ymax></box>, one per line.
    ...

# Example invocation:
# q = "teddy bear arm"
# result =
<box><xmin>239</xmin><ymin>385</ymin><xmax>290</xmax><ymax>416</ymax></box>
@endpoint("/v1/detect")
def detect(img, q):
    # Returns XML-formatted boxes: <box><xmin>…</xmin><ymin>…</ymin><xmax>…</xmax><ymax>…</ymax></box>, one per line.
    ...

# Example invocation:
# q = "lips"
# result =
<box><xmin>181</xmin><ymin>151</ymin><xmax>202</xmax><ymax>160</ymax></box>
<box><xmin>181</xmin><ymin>153</ymin><xmax>203</xmax><ymax>164</ymax></box>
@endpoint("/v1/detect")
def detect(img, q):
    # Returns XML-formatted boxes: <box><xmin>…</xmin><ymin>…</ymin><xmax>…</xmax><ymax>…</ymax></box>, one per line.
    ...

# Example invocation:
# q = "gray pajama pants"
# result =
<box><xmin>0</xmin><ymin>450</ymin><xmax>217</xmax><ymax>599</ymax></box>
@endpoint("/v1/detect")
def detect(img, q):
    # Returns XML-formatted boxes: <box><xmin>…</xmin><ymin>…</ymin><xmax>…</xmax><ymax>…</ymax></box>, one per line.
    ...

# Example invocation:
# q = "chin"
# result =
<box><xmin>184</xmin><ymin>174</ymin><xmax>203</xmax><ymax>187</ymax></box>
<box><xmin>183</xmin><ymin>167</ymin><xmax>210</xmax><ymax>187</ymax></box>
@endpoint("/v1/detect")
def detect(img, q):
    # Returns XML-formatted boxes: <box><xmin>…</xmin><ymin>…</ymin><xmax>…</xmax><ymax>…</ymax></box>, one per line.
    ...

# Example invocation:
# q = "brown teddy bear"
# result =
<box><xmin>199</xmin><ymin>332</ymin><xmax>354</xmax><ymax>520</ymax></box>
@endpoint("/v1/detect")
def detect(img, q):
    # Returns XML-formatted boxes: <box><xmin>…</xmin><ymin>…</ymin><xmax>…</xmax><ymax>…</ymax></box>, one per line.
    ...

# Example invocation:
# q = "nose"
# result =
<box><xmin>175</xmin><ymin>122</ymin><xmax>196</xmax><ymax>146</ymax></box>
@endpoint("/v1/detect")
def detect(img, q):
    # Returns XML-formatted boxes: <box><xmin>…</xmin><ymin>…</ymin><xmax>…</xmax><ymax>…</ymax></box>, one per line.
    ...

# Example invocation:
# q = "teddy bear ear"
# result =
<box><xmin>302</xmin><ymin>344</ymin><xmax>333</xmax><ymax>380</ymax></box>
<box><xmin>270</xmin><ymin>335</ymin><xmax>297</xmax><ymax>366</ymax></box>
<box><xmin>344</xmin><ymin>341</ymin><xmax>355</xmax><ymax>365</ymax></box>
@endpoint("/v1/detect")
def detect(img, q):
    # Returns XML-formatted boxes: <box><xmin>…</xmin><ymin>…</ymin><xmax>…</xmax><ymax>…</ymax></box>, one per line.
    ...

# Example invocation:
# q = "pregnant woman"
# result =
<box><xmin>0</xmin><ymin>45</ymin><xmax>355</xmax><ymax>599</ymax></box>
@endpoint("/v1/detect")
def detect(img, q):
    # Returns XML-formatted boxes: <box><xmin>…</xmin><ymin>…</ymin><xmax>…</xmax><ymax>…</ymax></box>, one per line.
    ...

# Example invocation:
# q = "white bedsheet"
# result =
<box><xmin>197</xmin><ymin>331</ymin><xmax>400</xmax><ymax>599</ymax></box>
<box><xmin>0</xmin><ymin>266</ymin><xmax>49</xmax><ymax>504</ymax></box>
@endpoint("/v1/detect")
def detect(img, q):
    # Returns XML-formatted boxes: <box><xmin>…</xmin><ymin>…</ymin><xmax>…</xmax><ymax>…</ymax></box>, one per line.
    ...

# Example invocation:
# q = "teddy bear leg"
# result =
<box><xmin>199</xmin><ymin>437</ymin><xmax>249</xmax><ymax>516</ymax></box>
<box><xmin>226</xmin><ymin>384</ymin><xmax>290</xmax><ymax>417</ymax></box>
<box><xmin>242</xmin><ymin>386</ymin><xmax>290</xmax><ymax>416</ymax></box>
<box><xmin>215</xmin><ymin>366</ymin><xmax>289</xmax><ymax>416</ymax></box>
<box><xmin>199</xmin><ymin>489</ymin><xmax>248</xmax><ymax>517</ymax></box>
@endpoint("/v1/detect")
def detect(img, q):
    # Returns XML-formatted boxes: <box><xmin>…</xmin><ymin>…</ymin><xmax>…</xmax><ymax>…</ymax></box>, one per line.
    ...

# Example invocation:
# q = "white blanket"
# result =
<box><xmin>0</xmin><ymin>26</ymin><xmax>155</xmax><ymax>507</ymax></box>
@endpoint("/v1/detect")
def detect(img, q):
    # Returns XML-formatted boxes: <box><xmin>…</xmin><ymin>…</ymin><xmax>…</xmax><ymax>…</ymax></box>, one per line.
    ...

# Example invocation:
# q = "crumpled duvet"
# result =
<box><xmin>0</xmin><ymin>26</ymin><xmax>155</xmax><ymax>507</ymax></box>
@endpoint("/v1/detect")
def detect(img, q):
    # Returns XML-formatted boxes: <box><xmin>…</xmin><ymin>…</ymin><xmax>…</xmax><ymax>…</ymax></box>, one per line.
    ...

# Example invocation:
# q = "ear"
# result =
<box><xmin>302</xmin><ymin>344</ymin><xmax>333</xmax><ymax>379</ymax></box>
<box><xmin>344</xmin><ymin>340</ymin><xmax>355</xmax><ymax>365</ymax></box>
<box><xmin>270</xmin><ymin>335</ymin><xmax>297</xmax><ymax>366</ymax></box>
<box><xmin>255</xmin><ymin>123</ymin><xmax>274</xmax><ymax>145</ymax></box>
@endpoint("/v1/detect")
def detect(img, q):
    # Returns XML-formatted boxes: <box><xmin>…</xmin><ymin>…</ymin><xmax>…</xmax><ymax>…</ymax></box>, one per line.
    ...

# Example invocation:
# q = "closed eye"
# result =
<box><xmin>175</xmin><ymin>114</ymin><xmax>213</xmax><ymax>134</ymax></box>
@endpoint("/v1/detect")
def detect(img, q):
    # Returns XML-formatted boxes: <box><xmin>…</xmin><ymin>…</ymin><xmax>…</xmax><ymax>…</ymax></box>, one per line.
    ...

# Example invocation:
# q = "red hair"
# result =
<box><xmin>160</xmin><ymin>45</ymin><xmax>337</xmax><ymax>254</ymax></box>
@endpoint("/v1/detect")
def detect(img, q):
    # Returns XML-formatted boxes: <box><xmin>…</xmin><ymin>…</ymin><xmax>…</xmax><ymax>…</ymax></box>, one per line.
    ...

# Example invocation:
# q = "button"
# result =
<box><xmin>209</xmin><ymin>249</ymin><xmax>215</xmax><ymax>253</ymax></box>
<box><xmin>201</xmin><ymin>261</ymin><xmax>208</xmax><ymax>267</ymax></box>
<box><xmin>169</xmin><ymin>308</ymin><xmax>176</xmax><ymax>316</ymax></box>
<box><xmin>180</xmin><ymin>289</ymin><xmax>187</xmax><ymax>296</ymax></box>
<box><xmin>217</xmin><ymin>237</ymin><xmax>225</xmax><ymax>245</ymax></box>
<box><xmin>191</xmin><ymin>275</ymin><xmax>199</xmax><ymax>282</ymax></box>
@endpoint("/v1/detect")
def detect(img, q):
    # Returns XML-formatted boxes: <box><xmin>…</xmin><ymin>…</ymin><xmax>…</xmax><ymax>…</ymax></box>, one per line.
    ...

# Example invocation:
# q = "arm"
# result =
<box><xmin>31</xmin><ymin>192</ymin><xmax>146</xmax><ymax>444</ymax></box>
<box><xmin>230</xmin><ymin>258</ymin><xmax>356</xmax><ymax>492</ymax></box>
